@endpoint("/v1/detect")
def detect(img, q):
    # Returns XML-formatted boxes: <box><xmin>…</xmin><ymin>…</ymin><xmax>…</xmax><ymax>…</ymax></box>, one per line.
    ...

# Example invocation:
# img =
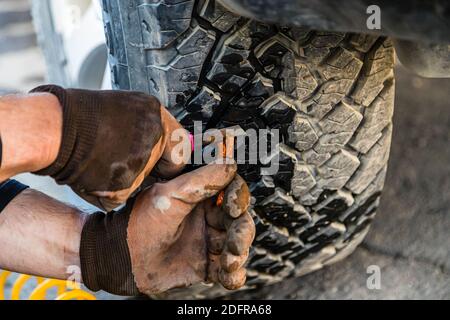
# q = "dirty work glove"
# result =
<box><xmin>30</xmin><ymin>85</ymin><xmax>189</xmax><ymax>211</ymax></box>
<box><xmin>79</xmin><ymin>161</ymin><xmax>256</xmax><ymax>296</ymax></box>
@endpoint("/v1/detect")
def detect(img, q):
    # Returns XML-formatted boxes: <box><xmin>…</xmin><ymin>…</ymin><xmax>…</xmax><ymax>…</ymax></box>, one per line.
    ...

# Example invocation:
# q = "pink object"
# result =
<box><xmin>189</xmin><ymin>133</ymin><xmax>195</xmax><ymax>152</ymax></box>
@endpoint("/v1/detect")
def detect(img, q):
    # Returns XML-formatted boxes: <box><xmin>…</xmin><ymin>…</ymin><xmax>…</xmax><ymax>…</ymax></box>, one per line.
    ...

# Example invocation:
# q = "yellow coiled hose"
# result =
<box><xmin>0</xmin><ymin>270</ymin><xmax>96</xmax><ymax>300</ymax></box>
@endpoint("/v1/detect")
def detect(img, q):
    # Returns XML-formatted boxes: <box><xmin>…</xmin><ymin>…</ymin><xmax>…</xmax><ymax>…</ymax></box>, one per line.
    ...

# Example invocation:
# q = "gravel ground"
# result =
<box><xmin>0</xmin><ymin>0</ymin><xmax>449</xmax><ymax>300</ymax></box>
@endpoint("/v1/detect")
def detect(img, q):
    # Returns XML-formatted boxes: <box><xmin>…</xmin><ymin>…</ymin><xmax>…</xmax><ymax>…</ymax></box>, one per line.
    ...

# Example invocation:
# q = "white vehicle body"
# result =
<box><xmin>33</xmin><ymin>0</ymin><xmax>110</xmax><ymax>89</ymax></box>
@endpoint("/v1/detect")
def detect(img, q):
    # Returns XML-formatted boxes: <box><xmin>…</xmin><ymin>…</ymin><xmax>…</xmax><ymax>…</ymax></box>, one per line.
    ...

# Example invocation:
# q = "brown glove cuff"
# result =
<box><xmin>80</xmin><ymin>199</ymin><xmax>140</xmax><ymax>296</ymax></box>
<box><xmin>29</xmin><ymin>85</ymin><xmax>99</xmax><ymax>179</ymax></box>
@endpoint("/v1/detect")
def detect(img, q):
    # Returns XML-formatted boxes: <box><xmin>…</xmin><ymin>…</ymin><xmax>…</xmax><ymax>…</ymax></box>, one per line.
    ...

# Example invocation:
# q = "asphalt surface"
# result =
<box><xmin>1</xmin><ymin>0</ymin><xmax>449</xmax><ymax>300</ymax></box>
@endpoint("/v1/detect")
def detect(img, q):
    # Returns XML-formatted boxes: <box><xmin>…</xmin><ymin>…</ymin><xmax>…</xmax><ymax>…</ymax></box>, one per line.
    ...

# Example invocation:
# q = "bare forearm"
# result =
<box><xmin>0</xmin><ymin>93</ymin><xmax>62</xmax><ymax>181</ymax></box>
<box><xmin>0</xmin><ymin>189</ymin><xmax>86</xmax><ymax>280</ymax></box>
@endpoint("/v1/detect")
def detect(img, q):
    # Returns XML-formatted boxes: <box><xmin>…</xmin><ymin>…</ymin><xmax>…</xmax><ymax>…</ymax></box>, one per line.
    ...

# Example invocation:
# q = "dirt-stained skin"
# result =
<box><xmin>223</xmin><ymin>175</ymin><xmax>251</xmax><ymax>218</ymax></box>
<box><xmin>126</xmin><ymin>161</ymin><xmax>256</xmax><ymax>295</ymax></box>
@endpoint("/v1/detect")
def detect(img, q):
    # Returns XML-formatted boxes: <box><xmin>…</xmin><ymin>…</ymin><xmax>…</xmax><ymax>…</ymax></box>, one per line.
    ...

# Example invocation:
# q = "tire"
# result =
<box><xmin>31</xmin><ymin>0</ymin><xmax>70</xmax><ymax>86</ymax></box>
<box><xmin>102</xmin><ymin>0</ymin><xmax>395</xmax><ymax>298</ymax></box>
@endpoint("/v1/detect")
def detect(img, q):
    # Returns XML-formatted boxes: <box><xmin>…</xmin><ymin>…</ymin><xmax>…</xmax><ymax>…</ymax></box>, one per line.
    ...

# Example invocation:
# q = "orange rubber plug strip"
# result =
<box><xmin>216</xmin><ymin>143</ymin><xmax>227</xmax><ymax>207</ymax></box>
<box><xmin>189</xmin><ymin>126</ymin><xmax>244</xmax><ymax>207</ymax></box>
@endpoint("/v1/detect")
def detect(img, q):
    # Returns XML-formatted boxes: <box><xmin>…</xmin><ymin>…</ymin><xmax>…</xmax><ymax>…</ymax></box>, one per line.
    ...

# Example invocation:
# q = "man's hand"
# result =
<box><xmin>24</xmin><ymin>86</ymin><xmax>191</xmax><ymax>211</ymax></box>
<box><xmin>88</xmin><ymin>106</ymin><xmax>189</xmax><ymax>210</ymax></box>
<box><xmin>0</xmin><ymin>163</ymin><xmax>255</xmax><ymax>296</ymax></box>
<box><xmin>79</xmin><ymin>160</ymin><xmax>255</xmax><ymax>296</ymax></box>
<box><xmin>127</xmin><ymin>161</ymin><xmax>255</xmax><ymax>294</ymax></box>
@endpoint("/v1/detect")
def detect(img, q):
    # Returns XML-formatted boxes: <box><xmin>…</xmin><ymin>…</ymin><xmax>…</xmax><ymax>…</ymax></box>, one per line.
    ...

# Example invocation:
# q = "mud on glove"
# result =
<box><xmin>29</xmin><ymin>85</ymin><xmax>163</xmax><ymax>211</ymax></box>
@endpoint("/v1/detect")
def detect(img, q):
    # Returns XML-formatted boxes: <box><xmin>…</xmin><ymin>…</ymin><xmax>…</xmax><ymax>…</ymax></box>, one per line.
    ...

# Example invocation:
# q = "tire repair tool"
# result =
<box><xmin>189</xmin><ymin>125</ymin><xmax>246</xmax><ymax>206</ymax></box>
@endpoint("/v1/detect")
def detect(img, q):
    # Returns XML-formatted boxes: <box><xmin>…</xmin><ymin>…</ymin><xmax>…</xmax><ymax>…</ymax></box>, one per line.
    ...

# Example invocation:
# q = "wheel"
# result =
<box><xmin>110</xmin><ymin>0</ymin><xmax>395</xmax><ymax>298</ymax></box>
<box><xmin>32</xmin><ymin>0</ymin><xmax>109</xmax><ymax>89</ymax></box>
